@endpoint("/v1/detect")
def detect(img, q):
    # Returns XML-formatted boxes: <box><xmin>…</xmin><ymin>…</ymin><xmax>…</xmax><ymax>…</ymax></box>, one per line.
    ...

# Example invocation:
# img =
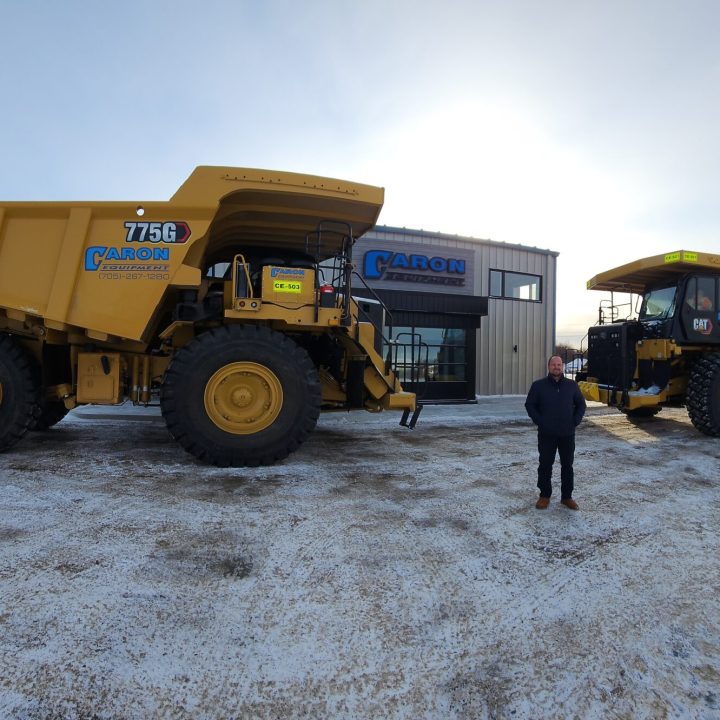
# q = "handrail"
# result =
<box><xmin>231</xmin><ymin>253</ymin><xmax>253</xmax><ymax>300</ymax></box>
<box><xmin>306</xmin><ymin>220</ymin><xmax>355</xmax><ymax>326</ymax></box>
<box><xmin>351</xmin><ymin>270</ymin><xmax>397</xmax><ymax>373</ymax></box>
<box><xmin>393</xmin><ymin>332</ymin><xmax>430</xmax><ymax>401</ymax></box>
<box><xmin>597</xmin><ymin>297</ymin><xmax>634</xmax><ymax>325</ymax></box>
<box><xmin>351</xmin><ymin>270</ymin><xmax>394</xmax><ymax>334</ymax></box>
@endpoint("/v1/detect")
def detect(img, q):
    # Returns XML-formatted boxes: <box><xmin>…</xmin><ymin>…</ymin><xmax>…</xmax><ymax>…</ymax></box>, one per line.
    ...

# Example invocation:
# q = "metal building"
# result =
<box><xmin>354</xmin><ymin>226</ymin><xmax>558</xmax><ymax>400</ymax></box>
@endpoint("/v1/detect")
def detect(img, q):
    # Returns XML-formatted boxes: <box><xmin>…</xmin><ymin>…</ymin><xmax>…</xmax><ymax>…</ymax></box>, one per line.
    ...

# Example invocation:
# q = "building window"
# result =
<box><xmin>389</xmin><ymin>327</ymin><xmax>467</xmax><ymax>383</ymax></box>
<box><xmin>489</xmin><ymin>269</ymin><xmax>542</xmax><ymax>301</ymax></box>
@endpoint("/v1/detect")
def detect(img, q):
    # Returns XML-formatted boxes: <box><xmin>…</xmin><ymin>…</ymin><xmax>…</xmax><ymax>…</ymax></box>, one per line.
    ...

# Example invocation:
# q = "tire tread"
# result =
<box><xmin>686</xmin><ymin>352</ymin><xmax>720</xmax><ymax>436</ymax></box>
<box><xmin>161</xmin><ymin>325</ymin><xmax>321</xmax><ymax>467</ymax></box>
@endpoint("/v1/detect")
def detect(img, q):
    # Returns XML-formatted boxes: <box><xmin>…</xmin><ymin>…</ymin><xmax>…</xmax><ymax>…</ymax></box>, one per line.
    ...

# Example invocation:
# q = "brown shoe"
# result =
<box><xmin>535</xmin><ymin>496</ymin><xmax>550</xmax><ymax>509</ymax></box>
<box><xmin>560</xmin><ymin>498</ymin><xmax>579</xmax><ymax>510</ymax></box>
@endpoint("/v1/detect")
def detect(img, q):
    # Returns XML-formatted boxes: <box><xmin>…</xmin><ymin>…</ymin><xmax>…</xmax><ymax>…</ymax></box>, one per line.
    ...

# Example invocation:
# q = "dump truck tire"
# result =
<box><xmin>686</xmin><ymin>352</ymin><xmax>720</xmax><ymax>436</ymax></box>
<box><xmin>161</xmin><ymin>325</ymin><xmax>321</xmax><ymax>467</ymax></box>
<box><xmin>0</xmin><ymin>335</ymin><xmax>41</xmax><ymax>451</ymax></box>
<box><xmin>30</xmin><ymin>400</ymin><xmax>69</xmax><ymax>431</ymax></box>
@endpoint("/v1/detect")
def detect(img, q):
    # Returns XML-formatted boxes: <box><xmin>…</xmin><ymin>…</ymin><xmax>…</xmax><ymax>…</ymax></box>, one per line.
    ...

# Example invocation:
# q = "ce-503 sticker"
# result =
<box><xmin>124</xmin><ymin>221</ymin><xmax>191</xmax><ymax>244</ymax></box>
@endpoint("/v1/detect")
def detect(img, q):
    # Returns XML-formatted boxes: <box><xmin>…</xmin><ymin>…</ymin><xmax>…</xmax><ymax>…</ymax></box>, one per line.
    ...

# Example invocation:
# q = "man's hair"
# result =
<box><xmin>547</xmin><ymin>355</ymin><xmax>563</xmax><ymax>367</ymax></box>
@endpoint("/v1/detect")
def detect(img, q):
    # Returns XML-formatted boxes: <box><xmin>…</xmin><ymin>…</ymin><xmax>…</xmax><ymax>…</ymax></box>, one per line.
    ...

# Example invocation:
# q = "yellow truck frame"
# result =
<box><xmin>0</xmin><ymin>166</ymin><xmax>420</xmax><ymax>466</ymax></box>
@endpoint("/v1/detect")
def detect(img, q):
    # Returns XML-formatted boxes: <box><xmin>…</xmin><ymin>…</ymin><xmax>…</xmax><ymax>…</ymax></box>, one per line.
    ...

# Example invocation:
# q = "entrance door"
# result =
<box><xmin>390</xmin><ymin>326</ymin><xmax>473</xmax><ymax>401</ymax></box>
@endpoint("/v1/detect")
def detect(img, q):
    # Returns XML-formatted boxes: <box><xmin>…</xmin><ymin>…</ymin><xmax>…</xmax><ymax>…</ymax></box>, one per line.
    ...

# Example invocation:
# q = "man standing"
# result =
<box><xmin>525</xmin><ymin>356</ymin><xmax>586</xmax><ymax>510</ymax></box>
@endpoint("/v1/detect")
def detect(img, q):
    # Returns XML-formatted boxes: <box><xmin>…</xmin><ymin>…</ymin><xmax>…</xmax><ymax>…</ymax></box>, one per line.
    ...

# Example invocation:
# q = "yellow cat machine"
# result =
<box><xmin>0</xmin><ymin>166</ymin><xmax>421</xmax><ymax>466</ymax></box>
<box><xmin>576</xmin><ymin>250</ymin><xmax>720</xmax><ymax>434</ymax></box>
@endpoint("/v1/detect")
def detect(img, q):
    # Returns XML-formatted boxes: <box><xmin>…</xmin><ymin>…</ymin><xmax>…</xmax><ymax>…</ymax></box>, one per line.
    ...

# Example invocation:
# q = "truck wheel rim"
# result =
<box><xmin>204</xmin><ymin>362</ymin><xmax>283</xmax><ymax>434</ymax></box>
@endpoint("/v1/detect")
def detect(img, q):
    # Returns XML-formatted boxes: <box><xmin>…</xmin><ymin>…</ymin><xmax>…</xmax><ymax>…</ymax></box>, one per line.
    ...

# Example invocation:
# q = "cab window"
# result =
<box><xmin>639</xmin><ymin>286</ymin><xmax>677</xmax><ymax>320</ymax></box>
<box><xmin>684</xmin><ymin>276</ymin><xmax>716</xmax><ymax>311</ymax></box>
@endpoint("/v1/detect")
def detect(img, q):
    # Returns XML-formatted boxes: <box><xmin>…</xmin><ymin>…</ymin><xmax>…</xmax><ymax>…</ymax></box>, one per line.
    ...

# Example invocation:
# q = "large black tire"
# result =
<box><xmin>161</xmin><ymin>325</ymin><xmax>321</xmax><ymax>467</ymax></box>
<box><xmin>30</xmin><ymin>400</ymin><xmax>69</xmax><ymax>431</ymax></box>
<box><xmin>0</xmin><ymin>335</ymin><xmax>41</xmax><ymax>451</ymax></box>
<box><xmin>686</xmin><ymin>353</ymin><xmax>720</xmax><ymax>436</ymax></box>
<box><xmin>29</xmin><ymin>342</ymin><xmax>72</xmax><ymax>431</ymax></box>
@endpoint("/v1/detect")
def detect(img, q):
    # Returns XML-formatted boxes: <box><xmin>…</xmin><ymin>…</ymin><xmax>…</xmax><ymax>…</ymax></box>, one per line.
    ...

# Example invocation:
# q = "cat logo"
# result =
<box><xmin>693</xmin><ymin>318</ymin><xmax>713</xmax><ymax>335</ymax></box>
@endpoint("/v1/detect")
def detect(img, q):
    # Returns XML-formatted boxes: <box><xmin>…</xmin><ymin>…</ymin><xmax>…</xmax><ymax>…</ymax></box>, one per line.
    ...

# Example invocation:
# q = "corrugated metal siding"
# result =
<box><xmin>364</xmin><ymin>227</ymin><xmax>557</xmax><ymax>397</ymax></box>
<box><xmin>476</xmin><ymin>245</ymin><xmax>556</xmax><ymax>395</ymax></box>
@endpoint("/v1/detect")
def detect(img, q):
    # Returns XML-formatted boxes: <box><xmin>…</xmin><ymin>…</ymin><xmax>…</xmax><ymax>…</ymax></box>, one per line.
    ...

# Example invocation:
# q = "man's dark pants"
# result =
<box><xmin>537</xmin><ymin>433</ymin><xmax>575</xmax><ymax>500</ymax></box>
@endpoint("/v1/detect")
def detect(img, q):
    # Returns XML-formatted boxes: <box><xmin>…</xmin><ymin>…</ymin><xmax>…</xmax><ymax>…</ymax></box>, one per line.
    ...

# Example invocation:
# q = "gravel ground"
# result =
<box><xmin>1</xmin><ymin>398</ymin><xmax>719</xmax><ymax>719</ymax></box>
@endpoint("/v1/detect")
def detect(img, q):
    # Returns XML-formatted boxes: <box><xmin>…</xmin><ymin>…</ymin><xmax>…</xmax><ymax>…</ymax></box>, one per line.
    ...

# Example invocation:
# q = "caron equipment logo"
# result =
<box><xmin>363</xmin><ymin>250</ymin><xmax>466</xmax><ymax>287</ymax></box>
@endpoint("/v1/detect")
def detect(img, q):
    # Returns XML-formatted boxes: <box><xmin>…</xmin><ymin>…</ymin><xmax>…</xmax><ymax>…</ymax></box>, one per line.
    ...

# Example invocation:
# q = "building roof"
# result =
<box><xmin>370</xmin><ymin>225</ymin><xmax>559</xmax><ymax>257</ymax></box>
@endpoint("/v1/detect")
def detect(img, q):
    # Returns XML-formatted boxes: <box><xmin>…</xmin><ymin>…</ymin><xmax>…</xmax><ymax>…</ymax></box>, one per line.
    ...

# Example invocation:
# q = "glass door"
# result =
<box><xmin>390</xmin><ymin>326</ymin><xmax>473</xmax><ymax>401</ymax></box>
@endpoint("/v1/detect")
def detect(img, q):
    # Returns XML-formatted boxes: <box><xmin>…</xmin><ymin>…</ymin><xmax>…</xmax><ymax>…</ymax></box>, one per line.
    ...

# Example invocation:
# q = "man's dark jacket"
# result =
<box><xmin>525</xmin><ymin>374</ymin><xmax>586</xmax><ymax>437</ymax></box>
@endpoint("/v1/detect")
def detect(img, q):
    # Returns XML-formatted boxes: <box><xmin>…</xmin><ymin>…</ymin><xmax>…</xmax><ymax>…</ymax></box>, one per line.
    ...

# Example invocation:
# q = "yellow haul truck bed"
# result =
<box><xmin>0</xmin><ymin>167</ymin><xmax>420</xmax><ymax>466</ymax></box>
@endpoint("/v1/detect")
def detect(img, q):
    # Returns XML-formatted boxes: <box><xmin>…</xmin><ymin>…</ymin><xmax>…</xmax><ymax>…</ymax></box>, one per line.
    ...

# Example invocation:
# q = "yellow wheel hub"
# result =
<box><xmin>204</xmin><ymin>362</ymin><xmax>283</xmax><ymax>435</ymax></box>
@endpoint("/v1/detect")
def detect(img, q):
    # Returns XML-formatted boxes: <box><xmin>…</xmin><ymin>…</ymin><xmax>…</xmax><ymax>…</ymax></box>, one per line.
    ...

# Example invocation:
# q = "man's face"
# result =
<box><xmin>548</xmin><ymin>357</ymin><xmax>564</xmax><ymax>378</ymax></box>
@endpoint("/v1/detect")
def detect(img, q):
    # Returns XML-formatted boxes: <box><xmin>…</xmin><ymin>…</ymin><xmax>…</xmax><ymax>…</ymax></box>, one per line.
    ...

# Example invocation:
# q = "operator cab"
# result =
<box><xmin>677</xmin><ymin>275</ymin><xmax>719</xmax><ymax>343</ymax></box>
<box><xmin>636</xmin><ymin>275</ymin><xmax>719</xmax><ymax>343</ymax></box>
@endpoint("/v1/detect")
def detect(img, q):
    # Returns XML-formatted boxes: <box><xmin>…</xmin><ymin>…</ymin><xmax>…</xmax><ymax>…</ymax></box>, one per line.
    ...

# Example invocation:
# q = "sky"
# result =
<box><xmin>1</xmin><ymin>0</ymin><xmax>719</xmax><ymax>345</ymax></box>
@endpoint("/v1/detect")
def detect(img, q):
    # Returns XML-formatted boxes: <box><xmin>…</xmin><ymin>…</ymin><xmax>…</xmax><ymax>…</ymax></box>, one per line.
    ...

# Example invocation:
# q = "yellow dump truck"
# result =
<box><xmin>576</xmin><ymin>250</ymin><xmax>720</xmax><ymax>435</ymax></box>
<box><xmin>0</xmin><ymin>166</ymin><xmax>420</xmax><ymax>466</ymax></box>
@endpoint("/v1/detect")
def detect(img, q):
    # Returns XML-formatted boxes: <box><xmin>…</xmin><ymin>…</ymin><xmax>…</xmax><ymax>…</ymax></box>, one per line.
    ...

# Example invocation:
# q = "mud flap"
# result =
<box><xmin>347</xmin><ymin>358</ymin><xmax>365</xmax><ymax>408</ymax></box>
<box><xmin>399</xmin><ymin>404</ymin><xmax>423</xmax><ymax>429</ymax></box>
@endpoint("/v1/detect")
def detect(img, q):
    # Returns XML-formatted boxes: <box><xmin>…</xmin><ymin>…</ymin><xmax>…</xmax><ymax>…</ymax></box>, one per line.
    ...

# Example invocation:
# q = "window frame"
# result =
<box><xmin>489</xmin><ymin>269</ymin><xmax>543</xmax><ymax>302</ymax></box>
<box><xmin>388</xmin><ymin>326</ymin><xmax>469</xmax><ymax>383</ymax></box>
<box><xmin>683</xmin><ymin>275</ymin><xmax>717</xmax><ymax>312</ymax></box>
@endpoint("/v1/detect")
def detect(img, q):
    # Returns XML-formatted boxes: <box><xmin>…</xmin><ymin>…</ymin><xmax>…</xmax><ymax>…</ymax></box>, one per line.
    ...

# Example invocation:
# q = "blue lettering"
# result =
<box><xmin>429</xmin><ymin>257</ymin><xmax>447</xmax><ymax>272</ymax></box>
<box><xmin>363</xmin><ymin>250</ymin><xmax>392</xmax><ymax>280</ymax></box>
<box><xmin>362</xmin><ymin>249</ymin><xmax>466</xmax><ymax>279</ymax></box>
<box><xmin>271</xmin><ymin>267</ymin><xmax>305</xmax><ymax>277</ymax></box>
<box><xmin>84</xmin><ymin>246</ymin><xmax>105</xmax><ymax>271</ymax></box>
<box><xmin>390</xmin><ymin>253</ymin><xmax>409</xmax><ymax>269</ymax></box>
<box><xmin>84</xmin><ymin>246</ymin><xmax>170</xmax><ymax>271</ymax></box>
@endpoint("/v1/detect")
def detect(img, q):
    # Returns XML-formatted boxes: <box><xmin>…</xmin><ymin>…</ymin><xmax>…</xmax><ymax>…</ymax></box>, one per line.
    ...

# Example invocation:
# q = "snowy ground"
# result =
<box><xmin>1</xmin><ymin>398</ymin><xmax>719</xmax><ymax>719</ymax></box>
